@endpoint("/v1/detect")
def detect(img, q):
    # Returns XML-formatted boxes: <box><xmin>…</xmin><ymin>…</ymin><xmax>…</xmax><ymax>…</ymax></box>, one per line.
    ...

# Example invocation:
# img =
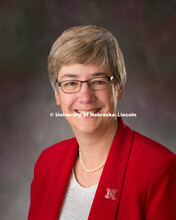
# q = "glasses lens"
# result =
<box><xmin>61</xmin><ymin>80</ymin><xmax>80</xmax><ymax>93</ymax></box>
<box><xmin>89</xmin><ymin>77</ymin><xmax>109</xmax><ymax>90</ymax></box>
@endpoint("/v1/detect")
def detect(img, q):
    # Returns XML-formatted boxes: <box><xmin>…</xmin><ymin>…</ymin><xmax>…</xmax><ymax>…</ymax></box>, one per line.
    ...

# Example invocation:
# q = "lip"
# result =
<box><xmin>75</xmin><ymin>108</ymin><xmax>101</xmax><ymax>117</ymax></box>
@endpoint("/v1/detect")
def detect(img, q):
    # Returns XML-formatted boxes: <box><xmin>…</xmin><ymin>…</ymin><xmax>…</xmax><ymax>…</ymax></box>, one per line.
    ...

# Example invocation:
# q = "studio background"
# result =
<box><xmin>0</xmin><ymin>0</ymin><xmax>176</xmax><ymax>219</ymax></box>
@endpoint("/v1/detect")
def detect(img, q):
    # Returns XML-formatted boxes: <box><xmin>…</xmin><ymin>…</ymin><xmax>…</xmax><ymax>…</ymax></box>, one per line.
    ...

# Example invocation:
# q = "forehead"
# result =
<box><xmin>58</xmin><ymin>63</ymin><xmax>111</xmax><ymax>80</ymax></box>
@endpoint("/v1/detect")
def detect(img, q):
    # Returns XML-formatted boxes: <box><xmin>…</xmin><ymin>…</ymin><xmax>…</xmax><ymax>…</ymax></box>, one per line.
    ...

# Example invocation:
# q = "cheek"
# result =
<box><xmin>60</xmin><ymin>94</ymin><xmax>75</xmax><ymax>111</ymax></box>
<box><xmin>98</xmin><ymin>89</ymin><xmax>117</xmax><ymax>109</ymax></box>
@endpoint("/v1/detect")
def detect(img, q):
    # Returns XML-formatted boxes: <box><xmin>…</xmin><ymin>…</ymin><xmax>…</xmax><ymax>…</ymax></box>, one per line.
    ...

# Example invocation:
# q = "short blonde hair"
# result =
<box><xmin>48</xmin><ymin>25</ymin><xmax>126</xmax><ymax>90</ymax></box>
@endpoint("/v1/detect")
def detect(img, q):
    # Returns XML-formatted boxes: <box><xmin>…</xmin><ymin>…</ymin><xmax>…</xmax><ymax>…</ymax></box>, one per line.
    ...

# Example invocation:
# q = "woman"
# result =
<box><xmin>28</xmin><ymin>25</ymin><xmax>176</xmax><ymax>220</ymax></box>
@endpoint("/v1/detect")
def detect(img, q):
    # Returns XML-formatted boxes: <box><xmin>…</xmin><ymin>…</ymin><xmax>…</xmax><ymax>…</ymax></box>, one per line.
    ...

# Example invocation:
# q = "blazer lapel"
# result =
<box><xmin>45</xmin><ymin>138</ymin><xmax>79</xmax><ymax>220</ymax></box>
<box><xmin>88</xmin><ymin>118</ymin><xmax>134</xmax><ymax>220</ymax></box>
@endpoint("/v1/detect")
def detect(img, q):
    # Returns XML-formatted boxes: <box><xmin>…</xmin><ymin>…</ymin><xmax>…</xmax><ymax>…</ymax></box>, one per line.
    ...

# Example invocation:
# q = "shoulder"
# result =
<box><xmin>42</xmin><ymin>137</ymin><xmax>77</xmax><ymax>154</ymax></box>
<box><xmin>36</xmin><ymin>137</ymin><xmax>77</xmax><ymax>166</ymax></box>
<box><xmin>123</xmin><ymin>129</ymin><xmax>176</xmax><ymax>198</ymax></box>
<box><xmin>133</xmin><ymin>130</ymin><xmax>174</xmax><ymax>157</ymax></box>
<box><xmin>130</xmin><ymin>130</ymin><xmax>175</xmax><ymax>170</ymax></box>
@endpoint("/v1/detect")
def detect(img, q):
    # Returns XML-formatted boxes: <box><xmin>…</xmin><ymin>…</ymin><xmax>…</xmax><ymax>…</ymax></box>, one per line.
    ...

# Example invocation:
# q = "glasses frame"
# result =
<box><xmin>55</xmin><ymin>76</ymin><xmax>114</xmax><ymax>94</ymax></box>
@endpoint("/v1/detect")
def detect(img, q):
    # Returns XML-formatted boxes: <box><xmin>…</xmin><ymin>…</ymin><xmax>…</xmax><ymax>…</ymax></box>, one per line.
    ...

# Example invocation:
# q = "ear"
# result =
<box><xmin>117</xmin><ymin>84</ymin><xmax>124</xmax><ymax>100</ymax></box>
<box><xmin>55</xmin><ymin>90</ymin><xmax>61</xmax><ymax>106</ymax></box>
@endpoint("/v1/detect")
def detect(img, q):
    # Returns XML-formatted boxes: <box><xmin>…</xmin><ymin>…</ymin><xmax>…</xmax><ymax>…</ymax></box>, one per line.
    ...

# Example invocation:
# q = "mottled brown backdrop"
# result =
<box><xmin>0</xmin><ymin>0</ymin><xmax>176</xmax><ymax>219</ymax></box>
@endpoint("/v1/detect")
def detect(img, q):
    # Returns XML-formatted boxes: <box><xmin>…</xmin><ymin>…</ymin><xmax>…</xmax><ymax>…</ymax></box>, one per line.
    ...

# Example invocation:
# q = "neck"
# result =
<box><xmin>73</xmin><ymin>119</ymin><xmax>118</xmax><ymax>168</ymax></box>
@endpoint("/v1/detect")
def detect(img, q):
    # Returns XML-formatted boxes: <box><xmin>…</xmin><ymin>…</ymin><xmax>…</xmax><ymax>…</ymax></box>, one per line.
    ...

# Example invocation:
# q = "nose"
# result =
<box><xmin>77</xmin><ymin>82</ymin><xmax>96</xmax><ymax>103</ymax></box>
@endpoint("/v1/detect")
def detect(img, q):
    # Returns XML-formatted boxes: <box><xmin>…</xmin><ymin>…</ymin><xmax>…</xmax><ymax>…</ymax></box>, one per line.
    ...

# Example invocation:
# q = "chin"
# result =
<box><xmin>70</xmin><ymin>120</ymin><xmax>99</xmax><ymax>134</ymax></box>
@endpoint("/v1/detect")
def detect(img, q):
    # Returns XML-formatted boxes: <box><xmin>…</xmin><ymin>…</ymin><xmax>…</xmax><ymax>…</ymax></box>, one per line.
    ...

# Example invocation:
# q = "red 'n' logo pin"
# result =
<box><xmin>105</xmin><ymin>188</ymin><xmax>118</xmax><ymax>200</ymax></box>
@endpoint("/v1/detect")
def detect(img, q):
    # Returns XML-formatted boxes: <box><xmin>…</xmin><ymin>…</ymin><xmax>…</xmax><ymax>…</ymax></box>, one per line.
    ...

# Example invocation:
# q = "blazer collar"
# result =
<box><xmin>88</xmin><ymin>117</ymin><xmax>134</xmax><ymax>219</ymax></box>
<box><xmin>46</xmin><ymin>138</ymin><xmax>78</xmax><ymax>220</ymax></box>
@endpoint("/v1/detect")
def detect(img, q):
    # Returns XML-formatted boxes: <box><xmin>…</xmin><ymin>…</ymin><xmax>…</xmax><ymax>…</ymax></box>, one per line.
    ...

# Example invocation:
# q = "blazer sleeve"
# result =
<box><xmin>28</xmin><ymin>152</ymin><xmax>43</xmax><ymax>220</ymax></box>
<box><xmin>145</xmin><ymin>155</ymin><xmax>176</xmax><ymax>220</ymax></box>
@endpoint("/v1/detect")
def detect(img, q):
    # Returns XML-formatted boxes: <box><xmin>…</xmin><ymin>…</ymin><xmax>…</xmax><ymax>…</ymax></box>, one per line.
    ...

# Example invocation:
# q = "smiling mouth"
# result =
<box><xmin>75</xmin><ymin>109</ymin><xmax>100</xmax><ymax>116</ymax></box>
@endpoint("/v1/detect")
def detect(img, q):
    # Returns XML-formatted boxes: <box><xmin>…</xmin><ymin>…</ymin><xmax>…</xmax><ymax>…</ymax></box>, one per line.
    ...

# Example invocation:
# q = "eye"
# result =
<box><xmin>92</xmin><ymin>80</ymin><xmax>106</xmax><ymax>85</ymax></box>
<box><xmin>63</xmin><ymin>81</ymin><xmax>79</xmax><ymax>86</ymax></box>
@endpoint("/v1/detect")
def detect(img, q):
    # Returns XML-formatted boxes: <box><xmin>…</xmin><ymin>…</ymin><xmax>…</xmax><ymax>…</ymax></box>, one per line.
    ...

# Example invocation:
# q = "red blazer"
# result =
<box><xmin>28</xmin><ymin>118</ymin><xmax>176</xmax><ymax>220</ymax></box>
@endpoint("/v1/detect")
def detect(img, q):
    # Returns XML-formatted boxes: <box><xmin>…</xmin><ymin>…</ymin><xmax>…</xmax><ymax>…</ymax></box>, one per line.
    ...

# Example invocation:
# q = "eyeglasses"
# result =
<box><xmin>55</xmin><ymin>76</ymin><xmax>114</xmax><ymax>94</ymax></box>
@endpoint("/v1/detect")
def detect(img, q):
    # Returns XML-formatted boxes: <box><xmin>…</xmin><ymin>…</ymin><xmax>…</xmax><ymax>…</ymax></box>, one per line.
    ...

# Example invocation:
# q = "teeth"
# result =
<box><xmin>77</xmin><ymin>110</ymin><xmax>98</xmax><ymax>116</ymax></box>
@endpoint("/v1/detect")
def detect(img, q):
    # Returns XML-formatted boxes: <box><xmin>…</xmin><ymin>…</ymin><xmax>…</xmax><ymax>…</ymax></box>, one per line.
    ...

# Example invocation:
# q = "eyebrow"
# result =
<box><xmin>60</xmin><ymin>72</ymin><xmax>108</xmax><ymax>80</ymax></box>
<box><xmin>60</xmin><ymin>74</ymin><xmax>79</xmax><ymax>80</ymax></box>
<box><xmin>90</xmin><ymin>72</ymin><xmax>108</xmax><ymax>77</ymax></box>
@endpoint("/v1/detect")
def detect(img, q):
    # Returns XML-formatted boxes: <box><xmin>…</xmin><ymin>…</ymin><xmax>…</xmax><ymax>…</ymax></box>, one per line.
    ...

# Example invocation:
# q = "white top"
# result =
<box><xmin>58</xmin><ymin>170</ymin><xmax>98</xmax><ymax>220</ymax></box>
